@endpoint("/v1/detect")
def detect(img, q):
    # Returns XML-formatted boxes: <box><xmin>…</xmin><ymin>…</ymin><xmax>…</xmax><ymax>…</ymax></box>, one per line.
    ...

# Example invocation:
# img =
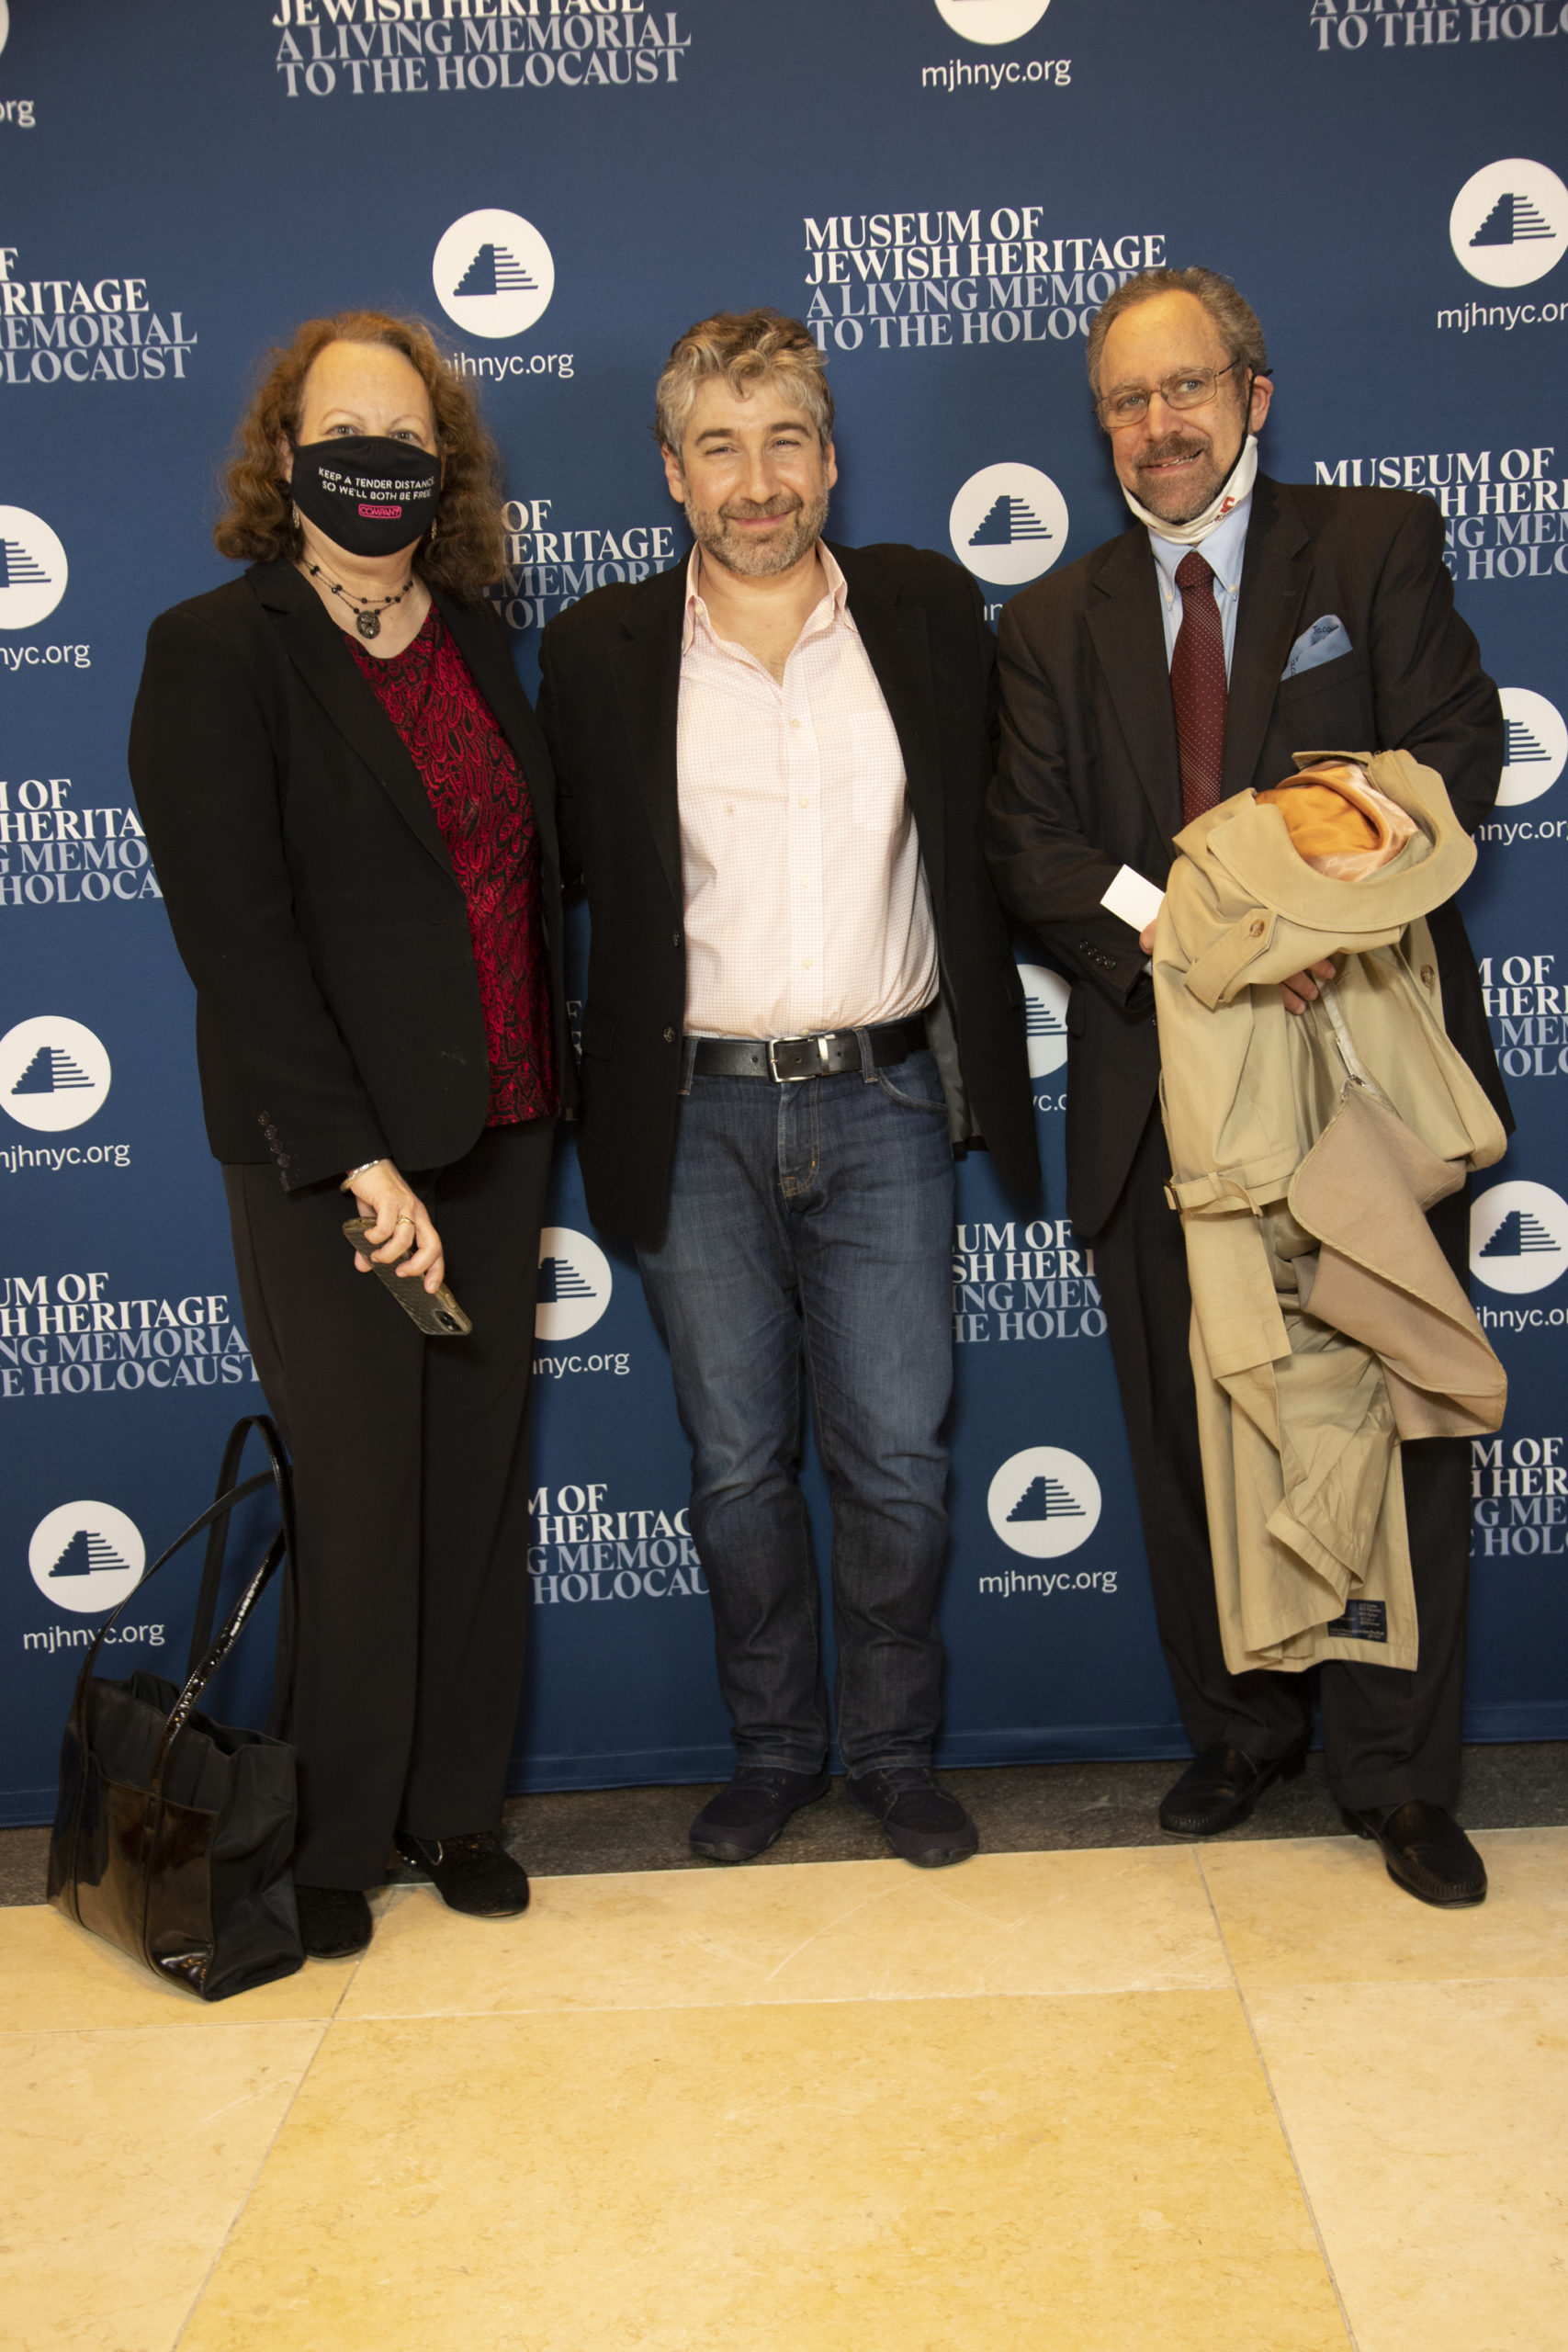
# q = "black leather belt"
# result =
<box><xmin>690</xmin><ymin>1014</ymin><xmax>928</xmax><ymax>1083</ymax></box>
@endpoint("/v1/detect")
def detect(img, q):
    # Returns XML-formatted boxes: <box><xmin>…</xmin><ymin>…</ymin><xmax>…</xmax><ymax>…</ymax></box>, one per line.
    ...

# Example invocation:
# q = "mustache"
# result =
<box><xmin>719</xmin><ymin>497</ymin><xmax>802</xmax><ymax>522</ymax></box>
<box><xmin>1135</xmin><ymin>433</ymin><xmax>1211</xmax><ymax>469</ymax></box>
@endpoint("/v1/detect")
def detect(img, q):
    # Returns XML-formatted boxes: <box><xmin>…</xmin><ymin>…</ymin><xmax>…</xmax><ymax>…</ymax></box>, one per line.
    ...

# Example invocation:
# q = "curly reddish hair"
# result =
<box><xmin>214</xmin><ymin>310</ymin><xmax>504</xmax><ymax>599</ymax></box>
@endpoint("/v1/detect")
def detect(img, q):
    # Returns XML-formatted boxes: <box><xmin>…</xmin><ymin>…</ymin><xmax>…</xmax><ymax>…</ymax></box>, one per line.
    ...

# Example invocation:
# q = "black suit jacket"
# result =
<box><xmin>987</xmin><ymin>475</ymin><xmax>1510</xmax><ymax>1237</ymax></box>
<box><xmin>536</xmin><ymin>540</ymin><xmax>1040</xmax><ymax>1248</ymax></box>
<box><xmin>130</xmin><ymin>560</ymin><xmax>570</xmax><ymax>1189</ymax></box>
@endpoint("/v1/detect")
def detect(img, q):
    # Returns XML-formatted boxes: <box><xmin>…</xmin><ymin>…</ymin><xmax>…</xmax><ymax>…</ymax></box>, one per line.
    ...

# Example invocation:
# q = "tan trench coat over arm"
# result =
<box><xmin>1153</xmin><ymin>751</ymin><xmax>1507</xmax><ymax>1677</ymax></box>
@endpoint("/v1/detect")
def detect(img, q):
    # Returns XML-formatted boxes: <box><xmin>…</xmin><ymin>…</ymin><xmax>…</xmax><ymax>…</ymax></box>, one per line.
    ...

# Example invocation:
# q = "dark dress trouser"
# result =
<box><xmin>223</xmin><ymin>1117</ymin><xmax>555</xmax><ymax>1888</ymax></box>
<box><xmin>1093</xmin><ymin>1105</ymin><xmax>1472</xmax><ymax>1815</ymax></box>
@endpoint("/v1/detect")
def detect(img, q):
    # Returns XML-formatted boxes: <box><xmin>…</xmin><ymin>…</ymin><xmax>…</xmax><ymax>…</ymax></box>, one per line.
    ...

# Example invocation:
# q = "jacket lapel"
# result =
<box><xmin>610</xmin><ymin>564</ymin><xmax>686</xmax><ymax>911</ymax></box>
<box><xmin>250</xmin><ymin>561</ymin><xmax>456</xmax><ymax>882</ymax></box>
<box><xmin>1220</xmin><ymin>474</ymin><xmax>1314</xmax><ymax>798</ymax></box>
<box><xmin>1083</xmin><ymin>526</ymin><xmax>1184</xmax><ymax>847</ymax></box>
<box><xmin>434</xmin><ymin>587</ymin><xmax>562</xmax><ymax>884</ymax></box>
<box><xmin>835</xmin><ymin>542</ymin><xmax>947</xmax><ymax>893</ymax></box>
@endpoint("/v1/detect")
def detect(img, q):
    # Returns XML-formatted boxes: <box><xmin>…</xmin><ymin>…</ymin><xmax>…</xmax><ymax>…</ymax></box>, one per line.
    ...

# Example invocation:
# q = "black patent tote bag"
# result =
<box><xmin>48</xmin><ymin>1415</ymin><xmax>304</xmax><ymax>2002</ymax></box>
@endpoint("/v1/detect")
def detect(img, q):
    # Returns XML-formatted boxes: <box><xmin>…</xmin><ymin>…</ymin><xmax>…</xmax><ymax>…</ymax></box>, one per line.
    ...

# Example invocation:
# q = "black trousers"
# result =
<box><xmin>1093</xmin><ymin>1108</ymin><xmax>1471</xmax><ymax>1813</ymax></box>
<box><xmin>223</xmin><ymin>1118</ymin><xmax>555</xmax><ymax>1887</ymax></box>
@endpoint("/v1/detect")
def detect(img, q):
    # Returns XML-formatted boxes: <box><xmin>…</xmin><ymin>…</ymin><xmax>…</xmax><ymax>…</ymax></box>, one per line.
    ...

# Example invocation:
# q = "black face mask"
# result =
<box><xmin>288</xmin><ymin>435</ymin><xmax>440</xmax><ymax>559</ymax></box>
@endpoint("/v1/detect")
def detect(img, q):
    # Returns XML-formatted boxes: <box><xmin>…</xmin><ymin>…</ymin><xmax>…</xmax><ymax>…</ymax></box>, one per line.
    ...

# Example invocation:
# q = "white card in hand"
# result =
<box><xmin>1100</xmin><ymin>865</ymin><xmax>1166</xmax><ymax>933</ymax></box>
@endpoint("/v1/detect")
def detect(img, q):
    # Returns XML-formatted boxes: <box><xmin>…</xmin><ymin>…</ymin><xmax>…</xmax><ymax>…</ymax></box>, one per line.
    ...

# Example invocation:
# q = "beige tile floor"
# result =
<box><xmin>2</xmin><ymin>1827</ymin><xmax>1562</xmax><ymax>2352</ymax></box>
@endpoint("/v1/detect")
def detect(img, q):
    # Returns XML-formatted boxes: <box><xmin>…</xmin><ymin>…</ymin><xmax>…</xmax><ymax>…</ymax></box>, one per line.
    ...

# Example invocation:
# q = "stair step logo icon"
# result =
<box><xmin>1470</xmin><ymin>193</ymin><xmax>1554</xmax><ymax>248</ymax></box>
<box><xmin>933</xmin><ymin>0</ymin><xmax>1053</xmax><ymax>43</ymax></box>
<box><xmin>1506</xmin><ymin>721</ymin><xmax>1550</xmax><ymax>764</ymax></box>
<box><xmin>987</xmin><ymin>1445</ymin><xmax>1102</xmax><ymax>1558</ymax></box>
<box><xmin>28</xmin><ymin>1503</ymin><xmax>146</xmax><ymax>1616</ymax></box>
<box><xmin>1470</xmin><ymin>1182</ymin><xmax>1568</xmax><ymax>1295</ymax></box>
<box><xmin>1007</xmin><ymin>1474</ymin><xmax>1085</xmax><ymax>1523</ymax></box>
<box><xmin>452</xmin><ymin>243</ymin><xmax>538</xmax><ymax>300</ymax></box>
<box><xmin>1450</xmin><ymin>160</ymin><xmax>1568</xmax><ymax>288</ymax></box>
<box><xmin>536</xmin><ymin>1254</ymin><xmax>596</xmax><ymax>1304</ymax></box>
<box><xmin>0</xmin><ymin>1017</ymin><xmax>112</xmax><ymax>1132</ymax></box>
<box><xmin>950</xmin><ymin>464</ymin><xmax>1070</xmax><ymax>587</ymax></box>
<box><xmin>0</xmin><ymin>506</ymin><xmax>69</xmax><ymax>629</ymax></box>
<box><xmin>535</xmin><ymin>1225</ymin><xmax>613</xmax><ymax>1342</ymax></box>
<box><xmin>968</xmin><ymin>495</ymin><xmax>1053</xmax><ymax>548</ymax></box>
<box><xmin>0</xmin><ymin>540</ymin><xmax>49</xmax><ymax>587</ymax></box>
<box><xmin>1496</xmin><ymin>689</ymin><xmax>1567</xmax><ymax>808</ymax></box>
<box><xmin>434</xmin><ymin>209</ymin><xmax>555</xmax><ymax>340</ymax></box>
<box><xmin>47</xmin><ymin>1528</ymin><xmax>132</xmax><ymax>1579</ymax></box>
<box><xmin>1478</xmin><ymin>1210</ymin><xmax>1556</xmax><ymax>1259</ymax></box>
<box><xmin>1016</xmin><ymin>962</ymin><xmax>1070</xmax><ymax>1079</ymax></box>
<box><xmin>10</xmin><ymin>1046</ymin><xmax>94</xmax><ymax>1095</ymax></box>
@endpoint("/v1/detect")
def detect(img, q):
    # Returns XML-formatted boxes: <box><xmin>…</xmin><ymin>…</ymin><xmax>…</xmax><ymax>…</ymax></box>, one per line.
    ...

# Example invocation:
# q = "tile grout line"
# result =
<box><xmin>1192</xmin><ymin>1849</ymin><xmax>1361</xmax><ymax>2352</ymax></box>
<box><xmin>167</xmin><ymin>1950</ymin><xmax>367</xmax><ymax>2351</ymax></box>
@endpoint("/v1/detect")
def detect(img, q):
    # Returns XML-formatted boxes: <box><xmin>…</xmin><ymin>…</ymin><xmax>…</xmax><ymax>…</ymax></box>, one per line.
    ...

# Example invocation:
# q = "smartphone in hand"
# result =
<box><xmin>342</xmin><ymin>1217</ymin><xmax>473</xmax><ymax>1338</ymax></box>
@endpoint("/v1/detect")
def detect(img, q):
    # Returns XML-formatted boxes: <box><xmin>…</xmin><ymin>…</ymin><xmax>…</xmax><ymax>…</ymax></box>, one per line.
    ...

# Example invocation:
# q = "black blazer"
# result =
<box><xmin>987</xmin><ymin>475</ymin><xmax>1511</xmax><ymax>1237</ymax></box>
<box><xmin>536</xmin><ymin>540</ymin><xmax>1040</xmax><ymax>1248</ymax></box>
<box><xmin>130</xmin><ymin>560</ymin><xmax>570</xmax><ymax>1190</ymax></box>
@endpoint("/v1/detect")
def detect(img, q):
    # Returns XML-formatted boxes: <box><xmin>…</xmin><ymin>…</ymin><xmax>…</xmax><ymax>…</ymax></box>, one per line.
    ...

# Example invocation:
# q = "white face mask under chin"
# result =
<box><xmin>1121</xmin><ymin>434</ymin><xmax>1258</xmax><ymax>547</ymax></box>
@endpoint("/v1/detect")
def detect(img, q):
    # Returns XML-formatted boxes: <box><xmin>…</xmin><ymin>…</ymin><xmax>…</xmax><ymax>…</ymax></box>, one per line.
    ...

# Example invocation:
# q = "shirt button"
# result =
<box><xmin>1421</xmin><ymin>964</ymin><xmax>1436</xmax><ymax>986</ymax></box>
<box><xmin>790</xmin><ymin>718</ymin><xmax>801</xmax><ymax>730</ymax></box>
<box><xmin>662</xmin><ymin>1026</ymin><xmax>676</xmax><ymax>1044</ymax></box>
<box><xmin>799</xmin><ymin>798</ymin><xmax>809</xmax><ymax>808</ymax></box>
<box><xmin>1249</xmin><ymin>918</ymin><xmax>1267</xmax><ymax>937</ymax></box>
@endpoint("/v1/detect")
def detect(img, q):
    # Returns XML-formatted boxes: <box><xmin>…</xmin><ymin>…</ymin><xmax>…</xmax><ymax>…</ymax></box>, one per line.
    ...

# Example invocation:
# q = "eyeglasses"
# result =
<box><xmin>1096</xmin><ymin>360</ymin><xmax>1258</xmax><ymax>431</ymax></box>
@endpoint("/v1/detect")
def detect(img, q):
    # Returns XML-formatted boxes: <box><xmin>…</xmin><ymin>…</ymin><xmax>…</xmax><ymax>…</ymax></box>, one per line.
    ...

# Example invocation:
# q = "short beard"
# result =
<box><xmin>685</xmin><ymin>486</ymin><xmax>829</xmax><ymax>580</ymax></box>
<box><xmin>1132</xmin><ymin>426</ymin><xmax>1241</xmax><ymax>525</ymax></box>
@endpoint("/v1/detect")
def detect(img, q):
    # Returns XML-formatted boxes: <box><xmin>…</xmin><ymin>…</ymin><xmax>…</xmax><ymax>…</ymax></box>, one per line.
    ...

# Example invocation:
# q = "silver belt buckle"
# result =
<box><xmin>767</xmin><ymin>1033</ymin><xmax>832</xmax><ymax>1082</ymax></box>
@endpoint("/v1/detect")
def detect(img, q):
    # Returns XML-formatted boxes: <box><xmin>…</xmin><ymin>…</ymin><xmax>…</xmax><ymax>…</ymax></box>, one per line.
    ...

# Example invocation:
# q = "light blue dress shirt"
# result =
<box><xmin>1148</xmin><ymin>492</ymin><xmax>1252</xmax><ymax>679</ymax></box>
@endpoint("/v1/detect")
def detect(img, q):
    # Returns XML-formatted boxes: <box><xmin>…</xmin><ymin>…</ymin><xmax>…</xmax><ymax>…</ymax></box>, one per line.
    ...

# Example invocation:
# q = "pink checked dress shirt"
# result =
<box><xmin>676</xmin><ymin>545</ymin><xmax>938</xmax><ymax>1040</ymax></box>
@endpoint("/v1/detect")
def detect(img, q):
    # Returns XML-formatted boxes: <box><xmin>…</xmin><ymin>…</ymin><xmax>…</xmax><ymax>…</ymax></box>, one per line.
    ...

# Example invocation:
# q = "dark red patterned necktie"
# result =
<box><xmin>1170</xmin><ymin>550</ymin><xmax>1227</xmax><ymax>828</ymax></box>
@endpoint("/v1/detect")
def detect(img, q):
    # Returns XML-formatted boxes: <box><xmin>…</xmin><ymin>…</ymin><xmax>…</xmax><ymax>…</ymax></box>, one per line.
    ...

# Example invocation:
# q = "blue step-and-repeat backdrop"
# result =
<box><xmin>2</xmin><ymin>0</ymin><xmax>1566</xmax><ymax>1823</ymax></box>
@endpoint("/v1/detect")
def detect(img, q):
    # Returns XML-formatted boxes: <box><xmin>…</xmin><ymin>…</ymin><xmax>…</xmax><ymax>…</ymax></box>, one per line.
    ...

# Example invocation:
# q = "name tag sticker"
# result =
<box><xmin>1100</xmin><ymin>865</ymin><xmax>1166</xmax><ymax>933</ymax></box>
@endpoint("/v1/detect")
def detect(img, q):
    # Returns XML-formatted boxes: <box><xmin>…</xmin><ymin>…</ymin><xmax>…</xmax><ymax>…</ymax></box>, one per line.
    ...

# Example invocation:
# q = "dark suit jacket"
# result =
<box><xmin>130</xmin><ymin>560</ymin><xmax>570</xmax><ymax>1190</ymax></box>
<box><xmin>987</xmin><ymin>475</ymin><xmax>1510</xmax><ymax>1238</ymax></box>
<box><xmin>536</xmin><ymin>539</ymin><xmax>1040</xmax><ymax>1248</ymax></box>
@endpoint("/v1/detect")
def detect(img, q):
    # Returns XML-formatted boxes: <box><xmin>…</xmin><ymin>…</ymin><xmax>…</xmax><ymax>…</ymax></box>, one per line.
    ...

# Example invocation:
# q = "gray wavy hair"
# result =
<box><xmin>1086</xmin><ymin>266</ymin><xmax>1268</xmax><ymax>395</ymax></box>
<box><xmin>655</xmin><ymin>309</ymin><xmax>834</xmax><ymax>454</ymax></box>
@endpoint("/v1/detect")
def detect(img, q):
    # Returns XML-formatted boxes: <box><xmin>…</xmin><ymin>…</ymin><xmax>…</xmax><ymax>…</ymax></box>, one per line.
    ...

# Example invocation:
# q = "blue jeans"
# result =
<box><xmin>637</xmin><ymin>1041</ymin><xmax>956</xmax><ymax>1778</ymax></box>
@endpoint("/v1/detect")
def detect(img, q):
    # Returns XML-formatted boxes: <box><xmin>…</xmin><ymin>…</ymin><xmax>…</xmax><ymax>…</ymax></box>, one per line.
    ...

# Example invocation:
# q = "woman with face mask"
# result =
<box><xmin>130</xmin><ymin>311</ymin><xmax>570</xmax><ymax>1959</ymax></box>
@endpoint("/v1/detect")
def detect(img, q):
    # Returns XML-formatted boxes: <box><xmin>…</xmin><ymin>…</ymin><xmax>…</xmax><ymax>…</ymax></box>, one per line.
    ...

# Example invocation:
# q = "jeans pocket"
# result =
<box><xmin>872</xmin><ymin>1049</ymin><xmax>950</xmax><ymax>1113</ymax></box>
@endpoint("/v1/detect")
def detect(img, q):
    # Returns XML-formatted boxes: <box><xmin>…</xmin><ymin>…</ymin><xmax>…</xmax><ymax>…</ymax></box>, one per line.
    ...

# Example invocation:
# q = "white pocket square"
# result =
<box><xmin>1281</xmin><ymin>615</ymin><xmax>1352</xmax><ymax>680</ymax></box>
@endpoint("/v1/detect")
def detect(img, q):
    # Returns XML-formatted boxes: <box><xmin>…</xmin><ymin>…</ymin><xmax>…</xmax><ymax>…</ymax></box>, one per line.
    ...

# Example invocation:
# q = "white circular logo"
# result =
<box><xmin>0</xmin><ymin>507</ymin><xmax>68</xmax><ymax>629</ymax></box>
<box><xmin>536</xmin><ymin>1225</ymin><xmax>612</xmax><ymax>1340</ymax></box>
<box><xmin>0</xmin><ymin>1017</ymin><xmax>111</xmax><ymax>1131</ymax></box>
<box><xmin>434</xmin><ymin>209</ymin><xmax>555</xmax><ymax>340</ymax></box>
<box><xmin>0</xmin><ymin>4</ymin><xmax>10</xmax><ymax>61</ymax></box>
<box><xmin>1017</xmin><ymin>962</ymin><xmax>1069</xmax><ymax>1079</ymax></box>
<box><xmin>987</xmin><ymin>1446</ymin><xmax>1102</xmax><ymax>1558</ymax></box>
<box><xmin>1470</xmin><ymin>1181</ymin><xmax>1568</xmax><ymax>1295</ymax></box>
<box><xmin>29</xmin><ymin>1503</ymin><xmax>145</xmax><ymax>1617</ymax></box>
<box><xmin>1496</xmin><ymin>688</ymin><xmax>1567</xmax><ymax>808</ymax></box>
<box><xmin>950</xmin><ymin>464</ymin><xmax>1068</xmax><ymax>586</ymax></box>
<box><xmin>1450</xmin><ymin>160</ymin><xmax>1568</xmax><ymax>289</ymax></box>
<box><xmin>934</xmin><ymin>0</ymin><xmax>1052</xmax><ymax>44</ymax></box>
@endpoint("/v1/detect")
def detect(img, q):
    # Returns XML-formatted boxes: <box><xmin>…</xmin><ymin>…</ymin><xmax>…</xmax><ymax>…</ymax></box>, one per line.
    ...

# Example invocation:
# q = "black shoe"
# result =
<box><xmin>845</xmin><ymin>1767</ymin><xmax>978</xmax><ymax>1869</ymax></box>
<box><xmin>1338</xmin><ymin>1799</ymin><xmax>1488</xmax><ymax>1908</ymax></box>
<box><xmin>688</xmin><ymin>1767</ymin><xmax>830</xmax><ymax>1863</ymax></box>
<box><xmin>393</xmin><ymin>1830</ymin><xmax>530</xmax><ymax>1917</ymax></box>
<box><xmin>296</xmin><ymin>1883</ymin><xmax>373</xmax><ymax>1959</ymax></box>
<box><xmin>1158</xmin><ymin>1738</ymin><xmax>1310</xmax><ymax>1838</ymax></box>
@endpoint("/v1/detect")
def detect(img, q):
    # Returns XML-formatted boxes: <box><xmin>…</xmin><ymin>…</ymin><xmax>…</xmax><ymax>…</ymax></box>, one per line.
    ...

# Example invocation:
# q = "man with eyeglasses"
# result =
<box><xmin>987</xmin><ymin>266</ymin><xmax>1509</xmax><ymax>1905</ymax></box>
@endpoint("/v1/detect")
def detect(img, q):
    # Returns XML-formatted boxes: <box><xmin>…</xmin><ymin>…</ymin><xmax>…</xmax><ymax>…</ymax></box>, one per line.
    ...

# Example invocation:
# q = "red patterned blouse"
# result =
<box><xmin>350</xmin><ymin>605</ymin><xmax>556</xmax><ymax>1125</ymax></box>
